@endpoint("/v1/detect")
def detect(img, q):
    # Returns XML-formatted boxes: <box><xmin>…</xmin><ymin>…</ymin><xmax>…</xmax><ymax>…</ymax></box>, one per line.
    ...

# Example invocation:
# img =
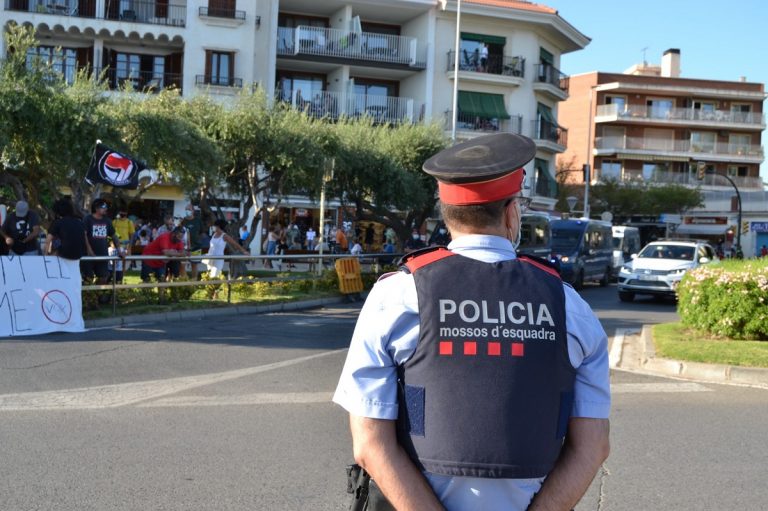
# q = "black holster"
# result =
<box><xmin>346</xmin><ymin>464</ymin><xmax>395</xmax><ymax>511</ymax></box>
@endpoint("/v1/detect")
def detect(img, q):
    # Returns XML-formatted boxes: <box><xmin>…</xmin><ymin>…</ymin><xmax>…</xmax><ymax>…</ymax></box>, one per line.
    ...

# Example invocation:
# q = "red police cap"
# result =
<box><xmin>423</xmin><ymin>133</ymin><xmax>536</xmax><ymax>205</ymax></box>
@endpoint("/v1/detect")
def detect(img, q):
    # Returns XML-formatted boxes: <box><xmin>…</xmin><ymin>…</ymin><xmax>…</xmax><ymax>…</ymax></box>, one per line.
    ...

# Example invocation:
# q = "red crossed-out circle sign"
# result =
<box><xmin>41</xmin><ymin>290</ymin><xmax>73</xmax><ymax>325</ymax></box>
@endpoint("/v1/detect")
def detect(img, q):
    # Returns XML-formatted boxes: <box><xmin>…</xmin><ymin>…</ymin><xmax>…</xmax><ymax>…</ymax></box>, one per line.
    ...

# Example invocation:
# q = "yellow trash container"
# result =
<box><xmin>335</xmin><ymin>257</ymin><xmax>364</xmax><ymax>295</ymax></box>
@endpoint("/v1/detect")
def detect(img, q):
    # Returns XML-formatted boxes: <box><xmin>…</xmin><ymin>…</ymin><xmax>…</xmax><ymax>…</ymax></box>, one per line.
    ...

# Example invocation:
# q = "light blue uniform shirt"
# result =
<box><xmin>333</xmin><ymin>234</ymin><xmax>611</xmax><ymax>510</ymax></box>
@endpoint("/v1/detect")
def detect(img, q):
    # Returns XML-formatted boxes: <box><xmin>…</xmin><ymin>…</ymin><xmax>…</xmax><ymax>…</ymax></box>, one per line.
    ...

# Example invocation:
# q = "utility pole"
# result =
<box><xmin>697</xmin><ymin>162</ymin><xmax>742</xmax><ymax>255</ymax></box>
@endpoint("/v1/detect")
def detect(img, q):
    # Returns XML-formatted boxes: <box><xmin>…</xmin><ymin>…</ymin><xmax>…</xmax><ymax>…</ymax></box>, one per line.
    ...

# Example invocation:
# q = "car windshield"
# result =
<box><xmin>637</xmin><ymin>244</ymin><xmax>695</xmax><ymax>260</ymax></box>
<box><xmin>551</xmin><ymin>228</ymin><xmax>582</xmax><ymax>253</ymax></box>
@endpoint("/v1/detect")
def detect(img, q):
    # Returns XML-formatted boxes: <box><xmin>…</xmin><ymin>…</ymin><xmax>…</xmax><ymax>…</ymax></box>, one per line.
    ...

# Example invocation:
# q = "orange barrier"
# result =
<box><xmin>335</xmin><ymin>257</ymin><xmax>364</xmax><ymax>295</ymax></box>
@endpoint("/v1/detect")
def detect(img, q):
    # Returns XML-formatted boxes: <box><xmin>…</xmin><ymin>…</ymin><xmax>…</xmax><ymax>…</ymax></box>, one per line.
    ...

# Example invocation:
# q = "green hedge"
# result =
<box><xmin>677</xmin><ymin>259</ymin><xmax>768</xmax><ymax>340</ymax></box>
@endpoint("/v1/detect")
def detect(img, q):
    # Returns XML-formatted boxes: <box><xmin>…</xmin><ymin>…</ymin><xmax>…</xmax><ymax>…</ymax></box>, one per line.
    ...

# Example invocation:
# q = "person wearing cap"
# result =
<box><xmin>1</xmin><ymin>200</ymin><xmax>42</xmax><ymax>255</ymax></box>
<box><xmin>82</xmin><ymin>199</ymin><xmax>120</xmax><ymax>287</ymax></box>
<box><xmin>333</xmin><ymin>133</ymin><xmax>610</xmax><ymax>510</ymax></box>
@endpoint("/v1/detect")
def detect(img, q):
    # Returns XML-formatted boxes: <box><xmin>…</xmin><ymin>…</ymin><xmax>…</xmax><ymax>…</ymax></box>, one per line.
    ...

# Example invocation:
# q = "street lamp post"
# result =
<box><xmin>698</xmin><ymin>162</ymin><xmax>743</xmax><ymax>255</ymax></box>
<box><xmin>450</xmin><ymin>0</ymin><xmax>462</xmax><ymax>143</ymax></box>
<box><xmin>318</xmin><ymin>157</ymin><xmax>334</xmax><ymax>275</ymax></box>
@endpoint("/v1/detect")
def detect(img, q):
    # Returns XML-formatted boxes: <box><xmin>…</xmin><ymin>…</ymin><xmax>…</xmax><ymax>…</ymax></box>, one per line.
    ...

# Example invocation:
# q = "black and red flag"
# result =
<box><xmin>85</xmin><ymin>143</ymin><xmax>147</xmax><ymax>189</ymax></box>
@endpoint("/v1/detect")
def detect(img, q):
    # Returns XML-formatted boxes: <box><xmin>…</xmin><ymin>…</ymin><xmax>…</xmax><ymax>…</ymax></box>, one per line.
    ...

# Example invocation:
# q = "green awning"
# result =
<box><xmin>458</xmin><ymin>91</ymin><xmax>510</xmax><ymax>119</ymax></box>
<box><xmin>540</xmin><ymin>47</ymin><xmax>554</xmax><ymax>64</ymax></box>
<box><xmin>537</xmin><ymin>103</ymin><xmax>555</xmax><ymax>123</ymax></box>
<box><xmin>461</xmin><ymin>32</ymin><xmax>506</xmax><ymax>46</ymax></box>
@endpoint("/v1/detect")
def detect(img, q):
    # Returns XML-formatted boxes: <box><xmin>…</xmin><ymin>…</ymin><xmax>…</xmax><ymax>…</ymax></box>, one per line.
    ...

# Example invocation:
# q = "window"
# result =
<box><xmin>26</xmin><ymin>46</ymin><xmax>78</xmax><ymax>84</ymax></box>
<box><xmin>644</xmin><ymin>128</ymin><xmax>674</xmax><ymax>151</ymax></box>
<box><xmin>690</xmin><ymin>131</ymin><xmax>716</xmax><ymax>153</ymax></box>
<box><xmin>205</xmin><ymin>51</ymin><xmax>234</xmax><ymax>86</ymax></box>
<box><xmin>116</xmin><ymin>53</ymin><xmax>141</xmax><ymax>88</ymax></box>
<box><xmin>600</xmin><ymin>160</ymin><xmax>621</xmax><ymax>181</ymax></box>
<box><xmin>352</xmin><ymin>79</ymin><xmax>399</xmax><ymax>121</ymax></box>
<box><xmin>605</xmin><ymin>95</ymin><xmax>627</xmax><ymax>112</ymax></box>
<box><xmin>603</xmin><ymin>126</ymin><xmax>625</xmax><ymax>149</ymax></box>
<box><xmin>276</xmin><ymin>72</ymin><xmax>325</xmax><ymax>102</ymax></box>
<box><xmin>727</xmin><ymin>165</ymin><xmax>749</xmax><ymax>177</ymax></box>
<box><xmin>646</xmin><ymin>98</ymin><xmax>674</xmax><ymax>118</ymax></box>
<box><xmin>728</xmin><ymin>133</ymin><xmax>751</xmax><ymax>155</ymax></box>
<box><xmin>278</xmin><ymin>13</ymin><xmax>328</xmax><ymax>28</ymax></box>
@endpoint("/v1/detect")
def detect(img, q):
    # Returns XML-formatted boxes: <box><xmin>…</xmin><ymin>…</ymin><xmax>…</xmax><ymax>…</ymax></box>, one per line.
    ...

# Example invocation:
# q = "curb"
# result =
<box><xmin>613</xmin><ymin>325</ymin><xmax>768</xmax><ymax>390</ymax></box>
<box><xmin>85</xmin><ymin>296</ymin><xmax>351</xmax><ymax>329</ymax></box>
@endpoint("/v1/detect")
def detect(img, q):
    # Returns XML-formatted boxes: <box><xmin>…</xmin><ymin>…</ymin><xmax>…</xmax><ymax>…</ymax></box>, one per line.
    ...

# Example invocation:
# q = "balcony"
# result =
<box><xmin>531</xmin><ymin>119</ymin><xmax>567</xmax><ymax>152</ymax></box>
<box><xmin>278</xmin><ymin>90</ymin><xmax>418</xmax><ymax>124</ymax></box>
<box><xmin>4</xmin><ymin>0</ymin><xmax>187</xmax><ymax>26</ymax></box>
<box><xmin>276</xmin><ymin>26</ymin><xmax>427</xmax><ymax>69</ymax></box>
<box><xmin>445</xmin><ymin>111</ymin><xmax>523</xmax><ymax>136</ymax></box>
<box><xmin>533</xmin><ymin>63</ymin><xmax>569</xmax><ymax>101</ymax></box>
<box><xmin>594</xmin><ymin>136</ymin><xmax>764</xmax><ymax>163</ymax></box>
<box><xmin>595</xmin><ymin>103</ymin><xmax>766</xmax><ymax>130</ymax></box>
<box><xmin>101</xmin><ymin>67</ymin><xmax>182</xmax><ymax>93</ymax></box>
<box><xmin>594</xmin><ymin>168</ymin><xmax>765</xmax><ymax>190</ymax></box>
<box><xmin>198</xmin><ymin>6</ymin><xmax>245</xmax><ymax>20</ymax></box>
<box><xmin>195</xmin><ymin>75</ymin><xmax>243</xmax><ymax>88</ymax></box>
<box><xmin>446</xmin><ymin>50</ymin><xmax>525</xmax><ymax>86</ymax></box>
<box><xmin>534</xmin><ymin>170</ymin><xmax>558</xmax><ymax>199</ymax></box>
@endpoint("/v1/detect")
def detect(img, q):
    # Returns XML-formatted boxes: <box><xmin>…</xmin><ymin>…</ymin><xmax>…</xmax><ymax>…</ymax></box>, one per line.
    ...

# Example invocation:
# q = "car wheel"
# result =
<box><xmin>618</xmin><ymin>291</ymin><xmax>635</xmax><ymax>302</ymax></box>
<box><xmin>599</xmin><ymin>267</ymin><xmax>610</xmax><ymax>287</ymax></box>
<box><xmin>574</xmin><ymin>270</ymin><xmax>584</xmax><ymax>290</ymax></box>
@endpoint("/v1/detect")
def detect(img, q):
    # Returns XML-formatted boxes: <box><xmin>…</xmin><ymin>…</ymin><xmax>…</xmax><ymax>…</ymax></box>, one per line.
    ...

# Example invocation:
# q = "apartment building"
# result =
<box><xmin>1</xmin><ymin>0</ymin><xmax>588</xmax><ymax>226</ymax></box>
<box><xmin>558</xmin><ymin>49</ymin><xmax>768</xmax><ymax>256</ymax></box>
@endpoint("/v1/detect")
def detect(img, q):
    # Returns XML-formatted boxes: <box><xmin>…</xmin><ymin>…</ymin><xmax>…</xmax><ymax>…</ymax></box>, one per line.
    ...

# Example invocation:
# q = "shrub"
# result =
<box><xmin>678</xmin><ymin>260</ymin><xmax>768</xmax><ymax>340</ymax></box>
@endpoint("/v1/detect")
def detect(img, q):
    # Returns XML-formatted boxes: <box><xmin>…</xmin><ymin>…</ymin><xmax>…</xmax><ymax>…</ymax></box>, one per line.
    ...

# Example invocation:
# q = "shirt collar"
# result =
<box><xmin>447</xmin><ymin>234</ymin><xmax>517</xmax><ymax>263</ymax></box>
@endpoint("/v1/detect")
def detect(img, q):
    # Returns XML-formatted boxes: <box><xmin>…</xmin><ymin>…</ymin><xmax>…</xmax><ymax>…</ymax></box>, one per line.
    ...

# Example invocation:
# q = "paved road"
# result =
<box><xmin>1</xmin><ymin>285</ymin><xmax>766</xmax><ymax>510</ymax></box>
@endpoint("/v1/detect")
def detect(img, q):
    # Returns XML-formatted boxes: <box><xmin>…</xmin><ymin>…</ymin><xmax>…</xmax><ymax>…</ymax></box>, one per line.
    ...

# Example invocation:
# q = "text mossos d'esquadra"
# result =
<box><xmin>438</xmin><ymin>299</ymin><xmax>556</xmax><ymax>341</ymax></box>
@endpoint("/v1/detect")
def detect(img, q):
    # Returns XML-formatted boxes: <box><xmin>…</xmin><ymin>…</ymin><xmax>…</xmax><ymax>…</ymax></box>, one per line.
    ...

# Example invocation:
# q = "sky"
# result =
<box><xmin>541</xmin><ymin>0</ymin><xmax>768</xmax><ymax>180</ymax></box>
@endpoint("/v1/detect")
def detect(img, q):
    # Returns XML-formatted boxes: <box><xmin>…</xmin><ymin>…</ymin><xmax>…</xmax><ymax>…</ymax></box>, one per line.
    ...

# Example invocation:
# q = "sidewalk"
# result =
<box><xmin>85</xmin><ymin>295</ymin><xmax>350</xmax><ymax>330</ymax></box>
<box><xmin>612</xmin><ymin>325</ymin><xmax>768</xmax><ymax>390</ymax></box>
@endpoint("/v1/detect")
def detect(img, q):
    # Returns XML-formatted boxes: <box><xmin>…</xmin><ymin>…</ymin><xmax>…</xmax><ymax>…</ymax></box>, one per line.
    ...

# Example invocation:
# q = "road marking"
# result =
<box><xmin>138</xmin><ymin>392</ymin><xmax>333</xmax><ymax>408</ymax></box>
<box><xmin>612</xmin><ymin>382</ymin><xmax>712</xmax><ymax>393</ymax></box>
<box><xmin>609</xmin><ymin>328</ymin><xmax>638</xmax><ymax>368</ymax></box>
<box><xmin>0</xmin><ymin>349</ymin><xmax>346</xmax><ymax>412</ymax></box>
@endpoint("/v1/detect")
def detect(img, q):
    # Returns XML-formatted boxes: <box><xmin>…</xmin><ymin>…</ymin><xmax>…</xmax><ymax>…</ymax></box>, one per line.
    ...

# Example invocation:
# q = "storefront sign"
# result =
<box><xmin>684</xmin><ymin>216</ymin><xmax>728</xmax><ymax>225</ymax></box>
<box><xmin>294</xmin><ymin>208</ymin><xmax>309</xmax><ymax>217</ymax></box>
<box><xmin>0</xmin><ymin>256</ymin><xmax>84</xmax><ymax>337</ymax></box>
<box><xmin>751</xmin><ymin>222</ymin><xmax>768</xmax><ymax>233</ymax></box>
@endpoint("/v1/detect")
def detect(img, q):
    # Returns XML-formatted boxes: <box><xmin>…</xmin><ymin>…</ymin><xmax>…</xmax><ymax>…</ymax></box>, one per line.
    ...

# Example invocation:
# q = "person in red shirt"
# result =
<box><xmin>141</xmin><ymin>227</ymin><xmax>187</xmax><ymax>282</ymax></box>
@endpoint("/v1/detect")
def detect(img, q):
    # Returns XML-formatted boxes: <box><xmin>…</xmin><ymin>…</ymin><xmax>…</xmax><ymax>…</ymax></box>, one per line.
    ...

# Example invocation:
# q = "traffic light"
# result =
<box><xmin>696</xmin><ymin>162</ymin><xmax>706</xmax><ymax>180</ymax></box>
<box><xmin>742</xmin><ymin>221</ymin><xmax>750</xmax><ymax>235</ymax></box>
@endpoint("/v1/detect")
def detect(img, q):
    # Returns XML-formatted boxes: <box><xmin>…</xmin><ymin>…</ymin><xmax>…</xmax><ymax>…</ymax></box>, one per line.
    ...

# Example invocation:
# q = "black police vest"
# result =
<box><xmin>396</xmin><ymin>249</ymin><xmax>575</xmax><ymax>479</ymax></box>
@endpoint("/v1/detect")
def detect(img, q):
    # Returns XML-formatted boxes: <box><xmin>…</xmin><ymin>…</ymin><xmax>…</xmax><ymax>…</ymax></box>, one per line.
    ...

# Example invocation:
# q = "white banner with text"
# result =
<box><xmin>0</xmin><ymin>256</ymin><xmax>85</xmax><ymax>337</ymax></box>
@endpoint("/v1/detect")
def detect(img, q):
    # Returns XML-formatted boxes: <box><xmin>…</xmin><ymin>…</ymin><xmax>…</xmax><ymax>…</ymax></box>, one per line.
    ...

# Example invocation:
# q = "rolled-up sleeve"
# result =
<box><xmin>564</xmin><ymin>286</ymin><xmax>611</xmax><ymax>419</ymax></box>
<box><xmin>332</xmin><ymin>273</ymin><xmax>419</xmax><ymax>420</ymax></box>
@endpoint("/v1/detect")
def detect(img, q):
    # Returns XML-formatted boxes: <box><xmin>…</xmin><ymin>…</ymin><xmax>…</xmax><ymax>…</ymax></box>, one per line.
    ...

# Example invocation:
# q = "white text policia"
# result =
<box><xmin>439</xmin><ymin>299</ymin><xmax>555</xmax><ymax>326</ymax></box>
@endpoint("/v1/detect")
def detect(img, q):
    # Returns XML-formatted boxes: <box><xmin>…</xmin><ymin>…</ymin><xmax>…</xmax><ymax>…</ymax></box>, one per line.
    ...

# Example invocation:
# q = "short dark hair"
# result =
<box><xmin>91</xmin><ymin>199</ymin><xmax>108</xmax><ymax>213</ymax></box>
<box><xmin>440</xmin><ymin>199</ymin><xmax>508</xmax><ymax>231</ymax></box>
<box><xmin>52</xmin><ymin>197</ymin><xmax>75</xmax><ymax>218</ymax></box>
<box><xmin>171</xmin><ymin>226</ymin><xmax>185</xmax><ymax>235</ymax></box>
<box><xmin>214</xmin><ymin>219</ymin><xmax>228</xmax><ymax>230</ymax></box>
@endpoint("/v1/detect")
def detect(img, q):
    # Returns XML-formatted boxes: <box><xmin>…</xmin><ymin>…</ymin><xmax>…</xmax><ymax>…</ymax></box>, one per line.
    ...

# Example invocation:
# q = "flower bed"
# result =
<box><xmin>677</xmin><ymin>259</ymin><xmax>768</xmax><ymax>340</ymax></box>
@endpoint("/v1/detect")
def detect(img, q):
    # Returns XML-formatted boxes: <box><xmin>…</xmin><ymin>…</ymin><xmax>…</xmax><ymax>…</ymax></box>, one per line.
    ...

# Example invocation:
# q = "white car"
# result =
<box><xmin>617</xmin><ymin>240</ymin><xmax>717</xmax><ymax>302</ymax></box>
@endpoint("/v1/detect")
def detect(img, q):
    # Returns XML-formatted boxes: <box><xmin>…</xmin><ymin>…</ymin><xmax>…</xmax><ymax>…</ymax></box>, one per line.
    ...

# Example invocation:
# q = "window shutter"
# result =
<box><xmin>204</xmin><ymin>50</ymin><xmax>212</xmax><ymax>82</ymax></box>
<box><xmin>228</xmin><ymin>52</ymin><xmax>235</xmax><ymax>86</ymax></box>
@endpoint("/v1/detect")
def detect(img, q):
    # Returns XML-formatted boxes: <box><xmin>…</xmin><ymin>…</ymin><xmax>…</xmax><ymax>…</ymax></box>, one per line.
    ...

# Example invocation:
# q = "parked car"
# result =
<box><xmin>611</xmin><ymin>226</ymin><xmax>642</xmax><ymax>279</ymax></box>
<box><xmin>617</xmin><ymin>240</ymin><xmax>717</xmax><ymax>302</ymax></box>
<box><xmin>550</xmin><ymin>219</ymin><xmax>613</xmax><ymax>289</ymax></box>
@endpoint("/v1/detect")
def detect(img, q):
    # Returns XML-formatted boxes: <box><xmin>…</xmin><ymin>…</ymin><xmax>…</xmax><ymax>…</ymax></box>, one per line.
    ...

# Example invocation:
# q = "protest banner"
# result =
<box><xmin>0</xmin><ymin>256</ymin><xmax>85</xmax><ymax>337</ymax></box>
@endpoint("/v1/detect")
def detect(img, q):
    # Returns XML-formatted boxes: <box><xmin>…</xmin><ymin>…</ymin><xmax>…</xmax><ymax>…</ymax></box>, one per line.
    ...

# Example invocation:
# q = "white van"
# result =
<box><xmin>611</xmin><ymin>226</ymin><xmax>641</xmax><ymax>278</ymax></box>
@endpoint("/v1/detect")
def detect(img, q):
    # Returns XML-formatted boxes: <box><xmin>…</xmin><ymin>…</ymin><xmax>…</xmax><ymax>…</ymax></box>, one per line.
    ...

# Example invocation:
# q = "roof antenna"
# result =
<box><xmin>641</xmin><ymin>47</ymin><xmax>649</xmax><ymax>66</ymax></box>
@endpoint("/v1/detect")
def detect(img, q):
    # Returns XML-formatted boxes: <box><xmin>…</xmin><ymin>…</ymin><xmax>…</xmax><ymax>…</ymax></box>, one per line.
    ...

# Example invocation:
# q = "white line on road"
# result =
<box><xmin>0</xmin><ymin>349</ymin><xmax>347</xmax><ymax>412</ymax></box>
<box><xmin>138</xmin><ymin>392</ymin><xmax>333</xmax><ymax>408</ymax></box>
<box><xmin>612</xmin><ymin>382</ymin><xmax>712</xmax><ymax>393</ymax></box>
<box><xmin>609</xmin><ymin>328</ymin><xmax>638</xmax><ymax>368</ymax></box>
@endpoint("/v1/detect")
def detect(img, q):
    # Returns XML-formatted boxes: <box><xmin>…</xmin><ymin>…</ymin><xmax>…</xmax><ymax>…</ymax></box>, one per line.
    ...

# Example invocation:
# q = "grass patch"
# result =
<box><xmin>653</xmin><ymin>322</ymin><xmax>768</xmax><ymax>368</ymax></box>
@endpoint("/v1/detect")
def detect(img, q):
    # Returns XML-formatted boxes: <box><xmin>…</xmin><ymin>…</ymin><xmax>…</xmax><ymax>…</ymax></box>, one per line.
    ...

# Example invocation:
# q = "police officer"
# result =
<box><xmin>333</xmin><ymin>133</ymin><xmax>610</xmax><ymax>511</ymax></box>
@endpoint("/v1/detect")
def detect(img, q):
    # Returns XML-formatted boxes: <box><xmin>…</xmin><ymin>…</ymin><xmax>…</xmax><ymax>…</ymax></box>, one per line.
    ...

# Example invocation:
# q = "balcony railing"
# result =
<box><xmin>595</xmin><ymin>136</ymin><xmax>765</xmax><ymax>159</ymax></box>
<box><xmin>535</xmin><ymin>63</ymin><xmax>569</xmax><ymax>93</ymax></box>
<box><xmin>596</xmin><ymin>103</ymin><xmax>765</xmax><ymax>127</ymax></box>
<box><xmin>277</xmin><ymin>26</ymin><xmax>427</xmax><ymax>69</ymax></box>
<box><xmin>101</xmin><ymin>68</ymin><xmax>182</xmax><ymax>93</ymax></box>
<box><xmin>531</xmin><ymin>119</ymin><xmax>567</xmax><ymax>146</ymax></box>
<box><xmin>445</xmin><ymin>111</ymin><xmax>523</xmax><ymax>135</ymax></box>
<box><xmin>198</xmin><ymin>6</ymin><xmax>245</xmax><ymax>20</ymax></box>
<box><xmin>4</xmin><ymin>0</ymin><xmax>187</xmax><ymax>25</ymax></box>
<box><xmin>104</xmin><ymin>0</ymin><xmax>186</xmax><ymax>26</ymax></box>
<box><xmin>446</xmin><ymin>50</ymin><xmax>525</xmax><ymax>77</ymax></box>
<box><xmin>594</xmin><ymin>168</ymin><xmax>765</xmax><ymax>190</ymax></box>
<box><xmin>196</xmin><ymin>75</ymin><xmax>243</xmax><ymax>88</ymax></box>
<box><xmin>277</xmin><ymin>89</ymin><xmax>418</xmax><ymax>124</ymax></box>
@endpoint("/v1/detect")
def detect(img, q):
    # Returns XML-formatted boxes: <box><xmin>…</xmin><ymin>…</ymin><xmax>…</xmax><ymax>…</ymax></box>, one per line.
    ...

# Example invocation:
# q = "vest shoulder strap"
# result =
<box><xmin>518</xmin><ymin>254</ymin><xmax>561</xmax><ymax>279</ymax></box>
<box><xmin>399</xmin><ymin>247</ymin><xmax>455</xmax><ymax>274</ymax></box>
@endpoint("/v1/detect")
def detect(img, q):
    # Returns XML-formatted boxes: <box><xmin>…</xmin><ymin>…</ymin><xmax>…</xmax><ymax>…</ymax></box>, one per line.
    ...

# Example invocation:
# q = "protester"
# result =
<box><xmin>305</xmin><ymin>226</ymin><xmax>317</xmax><ymax>250</ymax></box>
<box><xmin>239</xmin><ymin>224</ymin><xmax>249</xmax><ymax>247</ymax></box>
<box><xmin>203</xmin><ymin>219</ymin><xmax>248</xmax><ymax>278</ymax></box>
<box><xmin>335</xmin><ymin>225</ymin><xmax>348</xmax><ymax>254</ymax></box>
<box><xmin>333</xmin><ymin>133</ymin><xmax>610</xmax><ymax>510</ymax></box>
<box><xmin>181</xmin><ymin>204</ymin><xmax>204</xmax><ymax>279</ymax></box>
<box><xmin>45</xmin><ymin>197</ymin><xmax>87</xmax><ymax>260</ymax></box>
<box><xmin>350</xmin><ymin>238</ymin><xmax>363</xmax><ymax>256</ymax></box>
<box><xmin>113</xmin><ymin>210</ymin><xmax>135</xmax><ymax>254</ymax></box>
<box><xmin>141</xmin><ymin>226</ymin><xmax>186</xmax><ymax>283</ymax></box>
<box><xmin>1</xmin><ymin>200</ymin><xmax>42</xmax><ymax>255</ymax></box>
<box><xmin>429</xmin><ymin>222</ymin><xmax>452</xmax><ymax>246</ymax></box>
<box><xmin>403</xmin><ymin>228</ymin><xmax>426</xmax><ymax>253</ymax></box>
<box><xmin>761</xmin><ymin>245</ymin><xmax>768</xmax><ymax>258</ymax></box>
<box><xmin>82</xmin><ymin>199</ymin><xmax>120</xmax><ymax>286</ymax></box>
